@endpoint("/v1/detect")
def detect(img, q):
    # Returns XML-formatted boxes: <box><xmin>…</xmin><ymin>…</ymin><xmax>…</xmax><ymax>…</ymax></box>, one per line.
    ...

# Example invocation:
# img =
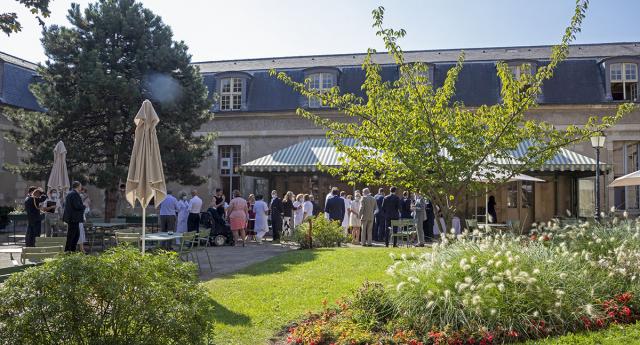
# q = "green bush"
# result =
<box><xmin>289</xmin><ymin>215</ymin><xmax>349</xmax><ymax>249</ymax></box>
<box><xmin>0</xmin><ymin>247</ymin><xmax>214</xmax><ymax>345</ymax></box>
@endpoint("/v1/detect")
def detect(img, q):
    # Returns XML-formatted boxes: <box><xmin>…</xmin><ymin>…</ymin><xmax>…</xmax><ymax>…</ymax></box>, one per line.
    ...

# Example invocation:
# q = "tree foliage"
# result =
<box><xmin>3</xmin><ymin>0</ymin><xmax>214</xmax><ymax>217</ymax></box>
<box><xmin>1</xmin><ymin>0</ymin><xmax>51</xmax><ymax>35</ymax></box>
<box><xmin>0</xmin><ymin>247</ymin><xmax>215</xmax><ymax>345</ymax></box>
<box><xmin>272</xmin><ymin>0</ymin><xmax>635</xmax><ymax>227</ymax></box>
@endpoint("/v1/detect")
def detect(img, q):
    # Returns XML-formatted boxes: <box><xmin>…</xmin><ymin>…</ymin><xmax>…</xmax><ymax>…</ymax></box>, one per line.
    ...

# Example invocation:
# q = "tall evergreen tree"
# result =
<box><xmin>3</xmin><ymin>0</ymin><xmax>214</xmax><ymax>219</ymax></box>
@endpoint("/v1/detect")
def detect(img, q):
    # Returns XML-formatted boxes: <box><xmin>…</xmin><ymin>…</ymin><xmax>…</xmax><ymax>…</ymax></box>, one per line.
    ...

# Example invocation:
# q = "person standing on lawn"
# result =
<box><xmin>382</xmin><ymin>186</ymin><xmax>401</xmax><ymax>247</ymax></box>
<box><xmin>176</xmin><ymin>192</ymin><xmax>189</xmax><ymax>234</ymax></box>
<box><xmin>349</xmin><ymin>191</ymin><xmax>362</xmax><ymax>244</ymax></box>
<box><xmin>158</xmin><ymin>190</ymin><xmax>178</xmax><ymax>232</ymax></box>
<box><xmin>400</xmin><ymin>191</ymin><xmax>413</xmax><ymax>219</ymax></box>
<box><xmin>43</xmin><ymin>188</ymin><xmax>61</xmax><ymax>237</ymax></box>
<box><xmin>282</xmin><ymin>191</ymin><xmax>294</xmax><ymax>236</ymax></box>
<box><xmin>187</xmin><ymin>189</ymin><xmax>202</xmax><ymax>232</ymax></box>
<box><xmin>413</xmin><ymin>192</ymin><xmax>428</xmax><ymax>246</ymax></box>
<box><xmin>373</xmin><ymin>188</ymin><xmax>385</xmax><ymax>242</ymax></box>
<box><xmin>270</xmin><ymin>190</ymin><xmax>283</xmax><ymax>243</ymax></box>
<box><xmin>324</xmin><ymin>188</ymin><xmax>345</xmax><ymax>224</ymax></box>
<box><xmin>24</xmin><ymin>187</ymin><xmax>46</xmax><ymax>247</ymax></box>
<box><xmin>227</xmin><ymin>189</ymin><xmax>249</xmax><ymax>247</ymax></box>
<box><xmin>359</xmin><ymin>188</ymin><xmax>377</xmax><ymax>246</ymax></box>
<box><xmin>293</xmin><ymin>193</ymin><xmax>305</xmax><ymax>228</ymax></box>
<box><xmin>63</xmin><ymin>181</ymin><xmax>85</xmax><ymax>252</ymax></box>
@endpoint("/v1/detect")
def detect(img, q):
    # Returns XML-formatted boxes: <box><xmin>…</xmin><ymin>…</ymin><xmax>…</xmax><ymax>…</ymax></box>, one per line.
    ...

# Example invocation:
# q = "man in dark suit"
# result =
<box><xmin>423</xmin><ymin>198</ymin><xmax>435</xmax><ymax>242</ymax></box>
<box><xmin>381</xmin><ymin>186</ymin><xmax>401</xmax><ymax>247</ymax></box>
<box><xmin>63</xmin><ymin>181</ymin><xmax>86</xmax><ymax>252</ymax></box>
<box><xmin>269</xmin><ymin>190</ymin><xmax>284</xmax><ymax>243</ymax></box>
<box><xmin>324</xmin><ymin>188</ymin><xmax>345</xmax><ymax>223</ymax></box>
<box><xmin>373</xmin><ymin>188</ymin><xmax>385</xmax><ymax>242</ymax></box>
<box><xmin>24</xmin><ymin>187</ymin><xmax>47</xmax><ymax>247</ymax></box>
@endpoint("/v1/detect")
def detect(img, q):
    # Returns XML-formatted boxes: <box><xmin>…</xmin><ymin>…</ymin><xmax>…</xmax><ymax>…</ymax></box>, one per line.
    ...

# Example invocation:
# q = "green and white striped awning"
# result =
<box><xmin>240</xmin><ymin>138</ymin><xmax>605</xmax><ymax>173</ymax></box>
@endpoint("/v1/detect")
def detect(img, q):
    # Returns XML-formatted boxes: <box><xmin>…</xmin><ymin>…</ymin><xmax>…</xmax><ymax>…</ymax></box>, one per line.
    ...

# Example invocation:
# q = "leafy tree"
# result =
<box><xmin>3</xmin><ymin>0</ymin><xmax>214</xmax><ymax>219</ymax></box>
<box><xmin>1</xmin><ymin>0</ymin><xmax>51</xmax><ymax>35</ymax></box>
<box><xmin>0</xmin><ymin>247</ymin><xmax>215</xmax><ymax>344</ymax></box>
<box><xmin>272</xmin><ymin>0</ymin><xmax>635</xmax><ymax>230</ymax></box>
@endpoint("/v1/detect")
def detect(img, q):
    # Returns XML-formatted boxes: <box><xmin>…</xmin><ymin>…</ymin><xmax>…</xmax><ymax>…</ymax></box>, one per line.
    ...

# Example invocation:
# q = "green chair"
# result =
<box><xmin>177</xmin><ymin>231</ymin><xmax>198</xmax><ymax>264</ymax></box>
<box><xmin>114</xmin><ymin>232</ymin><xmax>141</xmax><ymax>247</ymax></box>
<box><xmin>0</xmin><ymin>264</ymin><xmax>38</xmax><ymax>283</ymax></box>
<box><xmin>389</xmin><ymin>219</ymin><xmax>416</xmax><ymax>247</ymax></box>
<box><xmin>465</xmin><ymin>219</ymin><xmax>479</xmax><ymax>230</ymax></box>
<box><xmin>35</xmin><ymin>236</ymin><xmax>67</xmax><ymax>247</ymax></box>
<box><xmin>21</xmin><ymin>245</ymin><xmax>63</xmax><ymax>265</ymax></box>
<box><xmin>195</xmin><ymin>228</ymin><xmax>213</xmax><ymax>272</ymax></box>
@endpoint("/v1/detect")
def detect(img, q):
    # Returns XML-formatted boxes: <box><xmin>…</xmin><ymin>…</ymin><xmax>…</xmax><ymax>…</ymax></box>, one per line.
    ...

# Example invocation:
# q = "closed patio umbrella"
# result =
<box><xmin>47</xmin><ymin>141</ymin><xmax>70</xmax><ymax>193</ymax></box>
<box><xmin>609</xmin><ymin>170</ymin><xmax>640</xmax><ymax>187</ymax></box>
<box><xmin>125</xmin><ymin>100</ymin><xmax>167</xmax><ymax>253</ymax></box>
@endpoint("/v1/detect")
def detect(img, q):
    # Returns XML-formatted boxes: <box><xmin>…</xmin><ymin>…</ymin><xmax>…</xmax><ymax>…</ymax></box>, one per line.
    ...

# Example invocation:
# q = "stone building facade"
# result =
<box><xmin>1</xmin><ymin>43</ymin><xmax>640</xmax><ymax>226</ymax></box>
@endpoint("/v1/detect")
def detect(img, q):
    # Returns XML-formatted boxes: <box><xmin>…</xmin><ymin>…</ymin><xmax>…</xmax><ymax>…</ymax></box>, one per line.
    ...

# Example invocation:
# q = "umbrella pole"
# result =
<box><xmin>142</xmin><ymin>205</ymin><xmax>146</xmax><ymax>254</ymax></box>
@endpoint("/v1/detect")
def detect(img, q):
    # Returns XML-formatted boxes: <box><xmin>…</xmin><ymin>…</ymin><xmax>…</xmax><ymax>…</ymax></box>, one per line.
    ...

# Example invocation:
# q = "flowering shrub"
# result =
<box><xmin>289</xmin><ymin>215</ymin><xmax>350</xmax><ymax>249</ymax></box>
<box><xmin>285</xmin><ymin>220</ymin><xmax>640</xmax><ymax>344</ymax></box>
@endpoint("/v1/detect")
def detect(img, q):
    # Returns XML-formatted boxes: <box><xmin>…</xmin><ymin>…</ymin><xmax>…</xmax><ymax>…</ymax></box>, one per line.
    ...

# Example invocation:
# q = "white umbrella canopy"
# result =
<box><xmin>609</xmin><ymin>170</ymin><xmax>640</xmax><ymax>187</ymax></box>
<box><xmin>47</xmin><ymin>141</ymin><xmax>70</xmax><ymax>193</ymax></box>
<box><xmin>125</xmin><ymin>100</ymin><xmax>167</xmax><ymax>253</ymax></box>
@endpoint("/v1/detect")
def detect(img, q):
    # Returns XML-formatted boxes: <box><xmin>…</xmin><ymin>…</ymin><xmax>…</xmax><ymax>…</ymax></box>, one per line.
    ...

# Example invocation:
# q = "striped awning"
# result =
<box><xmin>240</xmin><ymin>138</ymin><xmax>606</xmax><ymax>173</ymax></box>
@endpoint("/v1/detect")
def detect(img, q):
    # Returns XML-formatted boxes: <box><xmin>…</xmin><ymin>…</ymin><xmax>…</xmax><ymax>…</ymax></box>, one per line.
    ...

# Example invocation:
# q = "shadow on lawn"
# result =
<box><xmin>217</xmin><ymin>248</ymin><xmax>324</xmax><ymax>279</ymax></box>
<box><xmin>209</xmin><ymin>299</ymin><xmax>252</xmax><ymax>326</ymax></box>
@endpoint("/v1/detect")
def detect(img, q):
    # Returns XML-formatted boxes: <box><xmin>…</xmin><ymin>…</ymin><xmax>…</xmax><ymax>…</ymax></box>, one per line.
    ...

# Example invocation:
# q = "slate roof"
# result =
<box><xmin>0</xmin><ymin>52</ymin><xmax>43</xmax><ymax>112</ymax></box>
<box><xmin>241</xmin><ymin>138</ymin><xmax>603</xmax><ymax>173</ymax></box>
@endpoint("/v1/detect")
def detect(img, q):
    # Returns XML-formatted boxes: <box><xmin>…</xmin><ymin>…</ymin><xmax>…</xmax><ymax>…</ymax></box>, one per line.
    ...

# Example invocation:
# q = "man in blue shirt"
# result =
<box><xmin>157</xmin><ymin>191</ymin><xmax>179</xmax><ymax>232</ymax></box>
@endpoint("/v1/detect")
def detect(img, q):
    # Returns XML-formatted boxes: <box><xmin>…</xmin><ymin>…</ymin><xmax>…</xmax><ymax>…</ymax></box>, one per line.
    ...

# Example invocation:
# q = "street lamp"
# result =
<box><xmin>590</xmin><ymin>132</ymin><xmax>606</xmax><ymax>221</ymax></box>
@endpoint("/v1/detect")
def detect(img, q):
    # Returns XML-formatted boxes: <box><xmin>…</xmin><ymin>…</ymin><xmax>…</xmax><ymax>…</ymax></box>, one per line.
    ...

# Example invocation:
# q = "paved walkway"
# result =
<box><xmin>0</xmin><ymin>232</ymin><xmax>296</xmax><ymax>280</ymax></box>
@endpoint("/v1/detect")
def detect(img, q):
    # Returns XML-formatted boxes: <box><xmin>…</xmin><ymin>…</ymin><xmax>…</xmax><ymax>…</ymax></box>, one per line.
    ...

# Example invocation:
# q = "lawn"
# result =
<box><xmin>203</xmin><ymin>247</ymin><xmax>419</xmax><ymax>345</ymax></box>
<box><xmin>529</xmin><ymin>322</ymin><xmax>640</xmax><ymax>344</ymax></box>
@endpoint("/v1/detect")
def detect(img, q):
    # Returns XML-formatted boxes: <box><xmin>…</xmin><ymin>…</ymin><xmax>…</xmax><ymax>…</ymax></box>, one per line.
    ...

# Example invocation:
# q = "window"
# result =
<box><xmin>610</xmin><ymin>63</ymin><xmax>638</xmax><ymax>101</ymax></box>
<box><xmin>307</xmin><ymin>73</ymin><xmax>334</xmax><ymax>108</ymax></box>
<box><xmin>578</xmin><ymin>178</ymin><xmax>595</xmax><ymax>218</ymax></box>
<box><xmin>507</xmin><ymin>182</ymin><xmax>518</xmax><ymax>208</ymax></box>
<box><xmin>521</xmin><ymin>181</ymin><xmax>534</xmax><ymax>208</ymax></box>
<box><xmin>219</xmin><ymin>145</ymin><xmax>241</xmax><ymax>176</ymax></box>
<box><xmin>509</xmin><ymin>63</ymin><xmax>532</xmax><ymax>81</ymax></box>
<box><xmin>220</xmin><ymin>78</ymin><xmax>243</xmax><ymax>111</ymax></box>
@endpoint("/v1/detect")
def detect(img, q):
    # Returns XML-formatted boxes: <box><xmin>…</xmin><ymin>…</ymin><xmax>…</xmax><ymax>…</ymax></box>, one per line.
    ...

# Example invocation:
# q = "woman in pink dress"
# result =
<box><xmin>226</xmin><ymin>189</ymin><xmax>249</xmax><ymax>247</ymax></box>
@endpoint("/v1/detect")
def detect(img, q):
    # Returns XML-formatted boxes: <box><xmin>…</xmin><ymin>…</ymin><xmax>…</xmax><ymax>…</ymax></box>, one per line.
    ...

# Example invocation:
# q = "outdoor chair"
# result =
<box><xmin>177</xmin><ymin>231</ymin><xmax>198</xmax><ymax>265</ymax></box>
<box><xmin>389</xmin><ymin>219</ymin><xmax>416</xmax><ymax>247</ymax></box>
<box><xmin>114</xmin><ymin>231</ymin><xmax>141</xmax><ymax>247</ymax></box>
<box><xmin>465</xmin><ymin>219</ymin><xmax>478</xmax><ymax>230</ymax></box>
<box><xmin>195</xmin><ymin>228</ymin><xmax>213</xmax><ymax>272</ymax></box>
<box><xmin>20</xmin><ymin>245</ymin><xmax>63</xmax><ymax>265</ymax></box>
<box><xmin>0</xmin><ymin>264</ymin><xmax>38</xmax><ymax>283</ymax></box>
<box><xmin>35</xmin><ymin>236</ymin><xmax>67</xmax><ymax>247</ymax></box>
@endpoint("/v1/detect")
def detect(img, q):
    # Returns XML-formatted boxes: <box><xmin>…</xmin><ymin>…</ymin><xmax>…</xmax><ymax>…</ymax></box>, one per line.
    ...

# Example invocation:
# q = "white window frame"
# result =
<box><xmin>509</xmin><ymin>63</ymin><xmax>532</xmax><ymax>81</ymax></box>
<box><xmin>307</xmin><ymin>73</ymin><xmax>334</xmax><ymax>108</ymax></box>
<box><xmin>220</xmin><ymin>77</ymin><xmax>243</xmax><ymax>111</ymax></box>
<box><xmin>610</xmin><ymin>63</ymin><xmax>638</xmax><ymax>101</ymax></box>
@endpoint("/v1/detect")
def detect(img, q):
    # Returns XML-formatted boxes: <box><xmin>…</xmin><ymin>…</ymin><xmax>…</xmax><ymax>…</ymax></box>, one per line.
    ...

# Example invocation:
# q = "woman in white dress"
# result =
<box><xmin>349</xmin><ymin>191</ymin><xmax>362</xmax><ymax>244</ymax></box>
<box><xmin>176</xmin><ymin>192</ymin><xmax>189</xmax><ymax>233</ymax></box>
<box><xmin>341</xmin><ymin>191</ymin><xmax>351</xmax><ymax>233</ymax></box>
<box><xmin>253</xmin><ymin>195</ymin><xmax>269</xmax><ymax>244</ymax></box>
<box><xmin>293</xmin><ymin>194</ymin><xmax>305</xmax><ymax>228</ymax></box>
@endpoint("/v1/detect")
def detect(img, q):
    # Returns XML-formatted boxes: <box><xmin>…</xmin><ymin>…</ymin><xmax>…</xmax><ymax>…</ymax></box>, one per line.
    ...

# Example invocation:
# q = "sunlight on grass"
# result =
<box><xmin>204</xmin><ymin>247</ymin><xmax>423</xmax><ymax>345</ymax></box>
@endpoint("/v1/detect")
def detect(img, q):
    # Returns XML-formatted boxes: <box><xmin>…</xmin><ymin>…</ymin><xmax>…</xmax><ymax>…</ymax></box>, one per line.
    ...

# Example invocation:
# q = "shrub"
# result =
<box><xmin>289</xmin><ymin>215</ymin><xmax>349</xmax><ymax>249</ymax></box>
<box><xmin>0</xmin><ymin>247</ymin><xmax>214</xmax><ymax>345</ymax></box>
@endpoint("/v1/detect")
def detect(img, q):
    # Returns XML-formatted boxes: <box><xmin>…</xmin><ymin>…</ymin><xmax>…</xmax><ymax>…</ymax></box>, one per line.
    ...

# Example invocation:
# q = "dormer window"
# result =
<box><xmin>610</xmin><ymin>63</ymin><xmax>637</xmax><ymax>101</ymax></box>
<box><xmin>509</xmin><ymin>63</ymin><xmax>532</xmax><ymax>81</ymax></box>
<box><xmin>220</xmin><ymin>77</ymin><xmax>244</xmax><ymax>111</ymax></box>
<box><xmin>307</xmin><ymin>72</ymin><xmax>335</xmax><ymax>108</ymax></box>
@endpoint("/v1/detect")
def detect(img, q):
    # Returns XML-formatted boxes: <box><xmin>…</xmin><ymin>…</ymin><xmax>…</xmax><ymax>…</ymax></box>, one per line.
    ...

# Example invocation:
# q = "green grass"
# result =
<box><xmin>203</xmin><ymin>247</ymin><xmax>418</xmax><ymax>345</ymax></box>
<box><xmin>526</xmin><ymin>322</ymin><xmax>640</xmax><ymax>344</ymax></box>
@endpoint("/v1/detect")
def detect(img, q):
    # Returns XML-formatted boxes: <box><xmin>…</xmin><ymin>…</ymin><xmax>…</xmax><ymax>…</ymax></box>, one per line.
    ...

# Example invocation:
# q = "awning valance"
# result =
<box><xmin>240</xmin><ymin>138</ymin><xmax>607</xmax><ymax>173</ymax></box>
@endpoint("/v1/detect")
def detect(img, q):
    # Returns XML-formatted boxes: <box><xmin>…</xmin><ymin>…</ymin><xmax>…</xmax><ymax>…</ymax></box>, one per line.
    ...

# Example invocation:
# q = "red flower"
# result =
<box><xmin>542</xmin><ymin>235</ymin><xmax>550</xmax><ymax>241</ymax></box>
<box><xmin>608</xmin><ymin>311</ymin><xmax>616</xmax><ymax>318</ymax></box>
<box><xmin>622</xmin><ymin>306</ymin><xmax>632</xmax><ymax>317</ymax></box>
<box><xmin>466</xmin><ymin>337</ymin><xmax>476</xmax><ymax>345</ymax></box>
<box><xmin>595</xmin><ymin>319</ymin><xmax>605</xmax><ymax>328</ymax></box>
<box><xmin>617</xmin><ymin>292</ymin><xmax>634</xmax><ymax>304</ymax></box>
<box><xmin>530</xmin><ymin>235</ymin><xmax>538</xmax><ymax>241</ymax></box>
<box><xmin>507</xmin><ymin>330</ymin><xmax>519</xmax><ymax>338</ymax></box>
<box><xmin>581</xmin><ymin>316</ymin><xmax>592</xmax><ymax>329</ymax></box>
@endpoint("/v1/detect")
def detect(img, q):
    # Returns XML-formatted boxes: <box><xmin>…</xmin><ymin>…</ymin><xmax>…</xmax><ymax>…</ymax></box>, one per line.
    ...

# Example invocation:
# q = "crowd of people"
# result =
<box><xmin>22</xmin><ymin>182</ymin><xmax>442</xmax><ymax>252</ymax></box>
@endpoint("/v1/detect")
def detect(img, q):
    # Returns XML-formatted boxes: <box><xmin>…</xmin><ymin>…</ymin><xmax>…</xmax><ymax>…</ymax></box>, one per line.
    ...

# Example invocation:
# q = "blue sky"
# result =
<box><xmin>1</xmin><ymin>0</ymin><xmax>638</xmax><ymax>63</ymax></box>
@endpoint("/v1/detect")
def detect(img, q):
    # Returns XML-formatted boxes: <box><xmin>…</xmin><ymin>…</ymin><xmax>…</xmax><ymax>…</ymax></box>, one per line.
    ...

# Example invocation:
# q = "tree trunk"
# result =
<box><xmin>104</xmin><ymin>188</ymin><xmax>119</xmax><ymax>222</ymax></box>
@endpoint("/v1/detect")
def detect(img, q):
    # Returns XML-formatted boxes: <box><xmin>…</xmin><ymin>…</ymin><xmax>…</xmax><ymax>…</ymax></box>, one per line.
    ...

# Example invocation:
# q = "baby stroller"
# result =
<box><xmin>201</xmin><ymin>208</ymin><xmax>233</xmax><ymax>246</ymax></box>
